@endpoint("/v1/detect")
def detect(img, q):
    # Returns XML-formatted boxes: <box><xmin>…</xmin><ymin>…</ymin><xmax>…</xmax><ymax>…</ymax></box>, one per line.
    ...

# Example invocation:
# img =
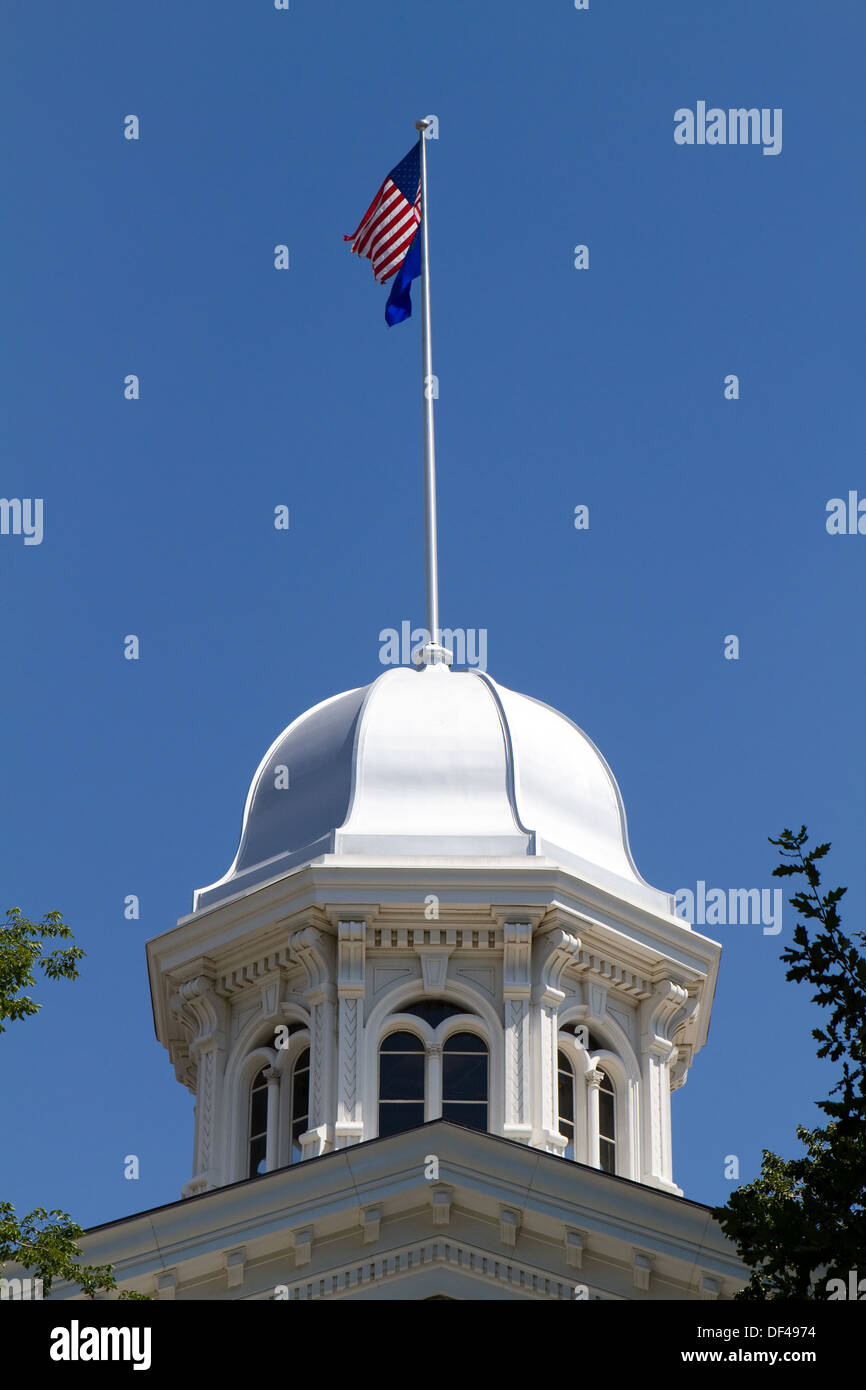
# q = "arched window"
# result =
<box><xmin>290</xmin><ymin>1048</ymin><xmax>310</xmax><ymax>1163</ymax></box>
<box><xmin>598</xmin><ymin>1069</ymin><xmax>616</xmax><ymax>1174</ymax></box>
<box><xmin>248</xmin><ymin>1067</ymin><xmax>269</xmax><ymax>1178</ymax></box>
<box><xmin>442</xmin><ymin>1033</ymin><xmax>488</xmax><ymax>1131</ymax></box>
<box><xmin>557</xmin><ymin>1050</ymin><xmax>575</xmax><ymax>1159</ymax></box>
<box><xmin>379</xmin><ymin>1032</ymin><xmax>425</xmax><ymax>1137</ymax></box>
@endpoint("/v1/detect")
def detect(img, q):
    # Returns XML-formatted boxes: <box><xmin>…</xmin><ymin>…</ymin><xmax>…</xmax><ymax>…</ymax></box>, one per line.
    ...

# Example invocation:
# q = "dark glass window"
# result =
<box><xmin>291</xmin><ymin>1048</ymin><xmax>310</xmax><ymax>1164</ymax></box>
<box><xmin>442</xmin><ymin>1032</ymin><xmax>488</xmax><ymax>1132</ymax></box>
<box><xmin>598</xmin><ymin>1070</ymin><xmax>616</xmax><ymax>1174</ymax></box>
<box><xmin>401</xmin><ymin>999</ymin><xmax>473</xmax><ymax>1027</ymax></box>
<box><xmin>379</xmin><ymin>1032</ymin><xmax>425</xmax><ymax>1137</ymax></box>
<box><xmin>557</xmin><ymin>1050</ymin><xmax>575</xmax><ymax>1160</ymax></box>
<box><xmin>248</xmin><ymin>1067</ymin><xmax>269</xmax><ymax>1178</ymax></box>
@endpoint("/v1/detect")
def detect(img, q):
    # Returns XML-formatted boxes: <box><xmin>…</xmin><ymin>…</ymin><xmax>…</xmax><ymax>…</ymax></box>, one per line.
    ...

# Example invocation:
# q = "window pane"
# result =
<box><xmin>292</xmin><ymin>1049</ymin><xmax>310</xmax><ymax>1161</ymax></box>
<box><xmin>599</xmin><ymin>1089</ymin><xmax>615</xmax><ymax>1142</ymax></box>
<box><xmin>443</xmin><ymin>1032</ymin><xmax>487</xmax><ymax>1053</ymax></box>
<box><xmin>248</xmin><ymin>1134</ymin><xmax>267</xmax><ymax>1178</ymax></box>
<box><xmin>380</xmin><ymin>1031</ymin><xmax>424</xmax><ymax>1053</ymax></box>
<box><xmin>293</xmin><ymin>1071</ymin><xmax>309</xmax><ymax>1117</ymax></box>
<box><xmin>379</xmin><ymin>1052</ymin><xmax>425</xmax><ymax>1100</ymax></box>
<box><xmin>249</xmin><ymin>1085</ymin><xmax>268</xmax><ymax>1138</ymax></box>
<box><xmin>600</xmin><ymin>1138</ymin><xmax>616</xmax><ymax>1174</ymax></box>
<box><xmin>441</xmin><ymin>1101</ymin><xmax>487</xmax><ymax>1131</ymax></box>
<box><xmin>378</xmin><ymin>1101</ymin><xmax>425</xmax><ymax>1137</ymax></box>
<box><xmin>443</xmin><ymin>1051</ymin><xmax>487</xmax><ymax>1101</ymax></box>
<box><xmin>558</xmin><ymin>1053</ymin><xmax>574</xmax><ymax>1124</ymax></box>
<box><xmin>290</xmin><ymin>1118</ymin><xmax>308</xmax><ymax>1164</ymax></box>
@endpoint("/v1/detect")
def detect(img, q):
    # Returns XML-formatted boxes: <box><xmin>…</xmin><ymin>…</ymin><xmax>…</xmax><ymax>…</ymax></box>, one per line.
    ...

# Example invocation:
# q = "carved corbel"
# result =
<box><xmin>503</xmin><ymin>922</ymin><xmax>532</xmax><ymax>1000</ymax></box>
<box><xmin>337</xmin><ymin>921</ymin><xmax>366</xmax><ymax>996</ymax></box>
<box><xmin>533</xmin><ymin>928</ymin><xmax>581</xmax><ymax>1005</ymax></box>
<box><xmin>288</xmin><ymin>926</ymin><xmax>335</xmax><ymax>993</ymax></box>
<box><xmin>178</xmin><ymin>974</ymin><xmax>229</xmax><ymax>1060</ymax></box>
<box><xmin>642</xmin><ymin>979</ymin><xmax>698</xmax><ymax>1062</ymax></box>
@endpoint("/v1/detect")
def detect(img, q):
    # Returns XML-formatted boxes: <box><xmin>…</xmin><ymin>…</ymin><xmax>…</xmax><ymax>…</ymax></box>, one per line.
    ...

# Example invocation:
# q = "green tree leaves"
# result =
<box><xmin>1</xmin><ymin>909</ymin><xmax>149</xmax><ymax>1299</ymax></box>
<box><xmin>712</xmin><ymin>831</ymin><xmax>866</xmax><ymax>1299</ymax></box>
<box><xmin>0</xmin><ymin>907</ymin><xmax>85</xmax><ymax>1032</ymax></box>
<box><xmin>0</xmin><ymin>1204</ymin><xmax>145</xmax><ymax>1299</ymax></box>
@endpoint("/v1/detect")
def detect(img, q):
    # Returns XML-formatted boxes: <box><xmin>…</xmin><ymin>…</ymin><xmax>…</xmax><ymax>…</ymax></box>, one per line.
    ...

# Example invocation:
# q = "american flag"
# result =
<box><xmin>345</xmin><ymin>143</ymin><xmax>421</xmax><ymax>285</ymax></box>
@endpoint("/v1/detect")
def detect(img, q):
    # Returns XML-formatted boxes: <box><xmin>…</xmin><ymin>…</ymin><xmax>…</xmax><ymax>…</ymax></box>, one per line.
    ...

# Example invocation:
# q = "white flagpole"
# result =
<box><xmin>414</xmin><ymin>119</ymin><xmax>449</xmax><ymax>664</ymax></box>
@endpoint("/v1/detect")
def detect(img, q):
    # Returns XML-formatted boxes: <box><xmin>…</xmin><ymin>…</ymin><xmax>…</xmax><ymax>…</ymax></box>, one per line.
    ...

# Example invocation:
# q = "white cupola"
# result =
<box><xmin>147</xmin><ymin>661</ymin><xmax>721</xmax><ymax>1201</ymax></box>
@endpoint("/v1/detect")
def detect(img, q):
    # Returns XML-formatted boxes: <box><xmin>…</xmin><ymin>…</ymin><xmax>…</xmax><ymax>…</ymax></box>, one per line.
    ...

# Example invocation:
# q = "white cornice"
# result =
<box><xmin>148</xmin><ymin>857</ymin><xmax>720</xmax><ymax>1056</ymax></box>
<box><xmin>56</xmin><ymin>1123</ymin><xmax>745</xmax><ymax>1302</ymax></box>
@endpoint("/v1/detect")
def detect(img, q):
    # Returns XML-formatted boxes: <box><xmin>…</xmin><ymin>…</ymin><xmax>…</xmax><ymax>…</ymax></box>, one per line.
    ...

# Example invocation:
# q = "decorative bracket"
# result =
<box><xmin>288</xmin><ymin>927</ymin><xmax>334</xmax><ymax>995</ymax></box>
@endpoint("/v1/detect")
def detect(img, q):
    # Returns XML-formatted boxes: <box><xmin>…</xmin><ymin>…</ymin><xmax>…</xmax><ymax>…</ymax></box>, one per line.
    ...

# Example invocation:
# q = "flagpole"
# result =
<box><xmin>415</xmin><ymin>119</ymin><xmax>446</xmax><ymax>662</ymax></box>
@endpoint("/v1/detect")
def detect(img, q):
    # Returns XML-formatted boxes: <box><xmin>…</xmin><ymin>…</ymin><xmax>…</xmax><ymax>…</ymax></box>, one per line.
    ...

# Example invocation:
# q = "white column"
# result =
<box><xmin>335</xmin><ymin>920</ymin><xmax>366</xmax><ymax>1148</ymax></box>
<box><xmin>335</xmin><ymin>995</ymin><xmax>364</xmax><ymax>1146</ymax></box>
<box><xmin>188</xmin><ymin>1042</ymin><xmax>221</xmax><ymax>1193</ymax></box>
<box><xmin>426</xmin><ymin>1042</ymin><xmax>443</xmax><ymax>1119</ymax></box>
<box><xmin>264</xmin><ymin>1066</ymin><xmax>280</xmax><ymax>1172</ymax></box>
<box><xmin>176</xmin><ymin>974</ymin><xmax>228</xmax><ymax>1196</ymax></box>
<box><xmin>502</xmin><ymin>923</ymin><xmax>532</xmax><ymax>1143</ymax></box>
<box><xmin>288</xmin><ymin>927</ymin><xmax>336</xmax><ymax>1160</ymax></box>
<box><xmin>639</xmin><ymin>980</ymin><xmax>694</xmax><ymax>1193</ymax></box>
<box><xmin>533</xmin><ymin>988</ymin><xmax>568</xmax><ymax>1154</ymax></box>
<box><xmin>300</xmin><ymin>984</ymin><xmax>336</xmax><ymax>1158</ymax></box>
<box><xmin>640</xmin><ymin>1041</ymin><xmax>676</xmax><ymax>1188</ymax></box>
<box><xmin>530</xmin><ymin>925</ymin><xmax>580</xmax><ymax>1153</ymax></box>
<box><xmin>586</xmin><ymin>1067</ymin><xmax>603</xmax><ymax>1169</ymax></box>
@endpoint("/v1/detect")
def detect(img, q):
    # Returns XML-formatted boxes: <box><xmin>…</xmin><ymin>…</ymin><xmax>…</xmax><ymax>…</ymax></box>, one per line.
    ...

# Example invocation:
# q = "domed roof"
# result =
<box><xmin>194</xmin><ymin>663</ymin><xmax>671</xmax><ymax>916</ymax></box>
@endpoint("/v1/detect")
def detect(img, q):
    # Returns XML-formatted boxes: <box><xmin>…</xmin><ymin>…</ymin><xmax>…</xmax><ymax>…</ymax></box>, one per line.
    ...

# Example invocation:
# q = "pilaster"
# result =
<box><xmin>502</xmin><ymin>922</ymin><xmax>532</xmax><ymax>1143</ymax></box>
<box><xmin>288</xmin><ymin>926</ymin><xmax>336</xmax><ymax>1157</ymax></box>
<box><xmin>335</xmin><ymin>920</ymin><xmax>366</xmax><ymax>1148</ymax></box>
<box><xmin>639</xmin><ymin>979</ymin><xmax>695</xmax><ymax>1192</ymax></box>
<box><xmin>173</xmin><ymin>967</ymin><xmax>228</xmax><ymax>1194</ymax></box>
<box><xmin>531</xmin><ymin>926</ymin><xmax>581</xmax><ymax>1153</ymax></box>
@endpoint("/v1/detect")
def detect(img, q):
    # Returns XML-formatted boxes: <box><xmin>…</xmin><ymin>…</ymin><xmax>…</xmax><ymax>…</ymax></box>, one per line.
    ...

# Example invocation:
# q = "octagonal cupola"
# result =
<box><xmin>149</xmin><ymin>655</ymin><xmax>719</xmax><ymax>1206</ymax></box>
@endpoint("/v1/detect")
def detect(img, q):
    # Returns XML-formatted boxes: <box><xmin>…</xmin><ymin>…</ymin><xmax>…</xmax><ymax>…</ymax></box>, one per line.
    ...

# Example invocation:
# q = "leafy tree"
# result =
<box><xmin>712</xmin><ymin>829</ymin><xmax>866</xmax><ymax>1299</ymax></box>
<box><xmin>0</xmin><ymin>908</ymin><xmax>148</xmax><ymax>1299</ymax></box>
<box><xmin>0</xmin><ymin>907</ymin><xmax>85</xmax><ymax>1032</ymax></box>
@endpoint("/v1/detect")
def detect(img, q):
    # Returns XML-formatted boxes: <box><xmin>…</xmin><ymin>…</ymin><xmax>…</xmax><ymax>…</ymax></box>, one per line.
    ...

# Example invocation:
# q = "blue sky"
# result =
<box><xmin>2</xmin><ymin>0</ymin><xmax>864</xmax><ymax>1229</ymax></box>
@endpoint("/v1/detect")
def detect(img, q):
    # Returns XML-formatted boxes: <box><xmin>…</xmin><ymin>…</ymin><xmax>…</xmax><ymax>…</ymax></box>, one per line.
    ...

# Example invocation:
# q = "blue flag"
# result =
<box><xmin>385</xmin><ymin>229</ymin><xmax>421</xmax><ymax>326</ymax></box>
